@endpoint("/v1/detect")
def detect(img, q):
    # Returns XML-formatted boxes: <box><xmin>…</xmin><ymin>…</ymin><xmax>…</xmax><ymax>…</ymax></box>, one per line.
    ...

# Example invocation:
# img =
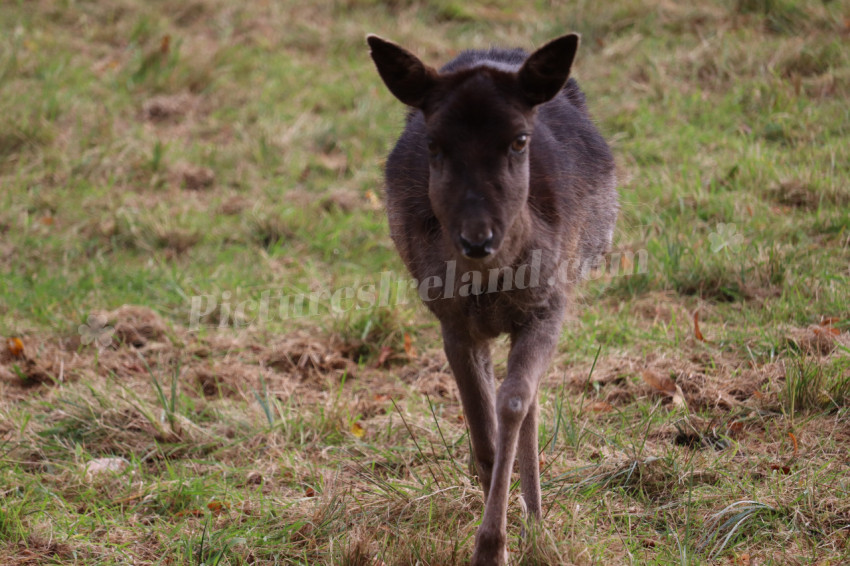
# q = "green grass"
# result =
<box><xmin>1</xmin><ymin>0</ymin><xmax>850</xmax><ymax>564</ymax></box>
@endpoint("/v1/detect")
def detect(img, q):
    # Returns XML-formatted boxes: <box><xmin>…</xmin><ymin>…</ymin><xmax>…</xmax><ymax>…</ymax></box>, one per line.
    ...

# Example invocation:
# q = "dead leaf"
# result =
<box><xmin>7</xmin><ymin>337</ymin><xmax>24</xmax><ymax>357</ymax></box>
<box><xmin>642</xmin><ymin>370</ymin><xmax>687</xmax><ymax>408</ymax></box>
<box><xmin>207</xmin><ymin>500</ymin><xmax>227</xmax><ymax>515</ymax></box>
<box><xmin>812</xmin><ymin>325</ymin><xmax>840</xmax><ymax>336</ymax></box>
<box><xmin>769</xmin><ymin>463</ymin><xmax>791</xmax><ymax>475</ymax></box>
<box><xmin>350</xmin><ymin>422</ymin><xmax>365</xmax><ymax>438</ymax></box>
<box><xmin>305</xmin><ymin>487</ymin><xmax>316</xmax><ymax>497</ymax></box>
<box><xmin>374</xmin><ymin>393</ymin><xmax>390</xmax><ymax>402</ymax></box>
<box><xmin>820</xmin><ymin>316</ymin><xmax>840</xmax><ymax>326</ymax></box>
<box><xmin>365</xmin><ymin>190</ymin><xmax>381</xmax><ymax>210</ymax></box>
<box><xmin>160</xmin><ymin>35</ymin><xmax>171</xmax><ymax>55</ymax></box>
<box><xmin>586</xmin><ymin>401</ymin><xmax>614</xmax><ymax>413</ymax></box>
<box><xmin>403</xmin><ymin>333</ymin><xmax>417</xmax><ymax>358</ymax></box>
<box><xmin>788</xmin><ymin>431</ymin><xmax>798</xmax><ymax>455</ymax></box>
<box><xmin>641</xmin><ymin>370</ymin><xmax>676</xmax><ymax>394</ymax></box>
<box><xmin>671</xmin><ymin>384</ymin><xmax>687</xmax><ymax>408</ymax></box>
<box><xmin>694</xmin><ymin>310</ymin><xmax>706</xmax><ymax>342</ymax></box>
<box><xmin>39</xmin><ymin>216</ymin><xmax>54</xmax><ymax>226</ymax></box>
<box><xmin>175</xmin><ymin>508</ymin><xmax>205</xmax><ymax>518</ymax></box>
<box><xmin>374</xmin><ymin>345</ymin><xmax>392</xmax><ymax>368</ymax></box>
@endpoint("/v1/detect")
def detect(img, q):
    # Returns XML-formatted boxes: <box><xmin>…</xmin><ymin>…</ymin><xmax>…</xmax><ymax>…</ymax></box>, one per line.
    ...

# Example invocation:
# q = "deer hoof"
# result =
<box><xmin>472</xmin><ymin>528</ymin><xmax>507</xmax><ymax>566</ymax></box>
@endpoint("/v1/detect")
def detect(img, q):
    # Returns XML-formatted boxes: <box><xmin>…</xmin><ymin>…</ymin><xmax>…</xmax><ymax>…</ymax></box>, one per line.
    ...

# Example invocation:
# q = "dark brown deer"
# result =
<box><xmin>368</xmin><ymin>33</ymin><xmax>618</xmax><ymax>564</ymax></box>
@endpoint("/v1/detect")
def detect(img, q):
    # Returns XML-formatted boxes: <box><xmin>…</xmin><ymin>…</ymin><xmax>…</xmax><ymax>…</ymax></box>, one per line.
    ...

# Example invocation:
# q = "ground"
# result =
<box><xmin>1</xmin><ymin>0</ymin><xmax>849</xmax><ymax>564</ymax></box>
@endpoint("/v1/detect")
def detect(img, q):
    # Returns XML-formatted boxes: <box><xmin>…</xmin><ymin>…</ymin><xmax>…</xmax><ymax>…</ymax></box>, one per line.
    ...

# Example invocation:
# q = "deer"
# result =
<box><xmin>367</xmin><ymin>33</ymin><xmax>618</xmax><ymax>564</ymax></box>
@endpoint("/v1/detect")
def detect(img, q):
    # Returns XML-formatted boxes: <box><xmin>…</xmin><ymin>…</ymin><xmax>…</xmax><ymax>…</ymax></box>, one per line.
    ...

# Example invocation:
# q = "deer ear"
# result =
<box><xmin>367</xmin><ymin>35</ymin><xmax>438</xmax><ymax>108</ymax></box>
<box><xmin>518</xmin><ymin>34</ymin><xmax>579</xmax><ymax>106</ymax></box>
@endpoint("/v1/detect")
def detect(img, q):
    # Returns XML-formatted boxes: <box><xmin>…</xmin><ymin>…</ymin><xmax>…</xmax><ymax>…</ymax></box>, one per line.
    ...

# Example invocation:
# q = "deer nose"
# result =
<box><xmin>459</xmin><ymin>229</ymin><xmax>494</xmax><ymax>259</ymax></box>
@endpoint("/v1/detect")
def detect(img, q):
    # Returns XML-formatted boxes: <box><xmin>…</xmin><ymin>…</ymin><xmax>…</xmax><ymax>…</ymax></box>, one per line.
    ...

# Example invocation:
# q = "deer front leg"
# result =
<box><xmin>441</xmin><ymin>324</ymin><xmax>497</xmax><ymax>498</ymax></box>
<box><xmin>471</xmin><ymin>305</ymin><xmax>565</xmax><ymax>566</ymax></box>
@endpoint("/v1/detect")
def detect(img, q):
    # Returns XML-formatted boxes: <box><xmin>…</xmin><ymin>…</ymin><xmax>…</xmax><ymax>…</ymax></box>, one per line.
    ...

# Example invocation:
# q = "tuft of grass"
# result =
<box><xmin>783</xmin><ymin>356</ymin><xmax>850</xmax><ymax>419</ymax></box>
<box><xmin>698</xmin><ymin>500</ymin><xmax>780</xmax><ymax>560</ymax></box>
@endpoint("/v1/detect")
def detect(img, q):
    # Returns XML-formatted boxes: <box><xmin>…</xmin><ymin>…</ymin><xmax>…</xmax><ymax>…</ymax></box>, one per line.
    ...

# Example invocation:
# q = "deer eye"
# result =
<box><xmin>510</xmin><ymin>134</ymin><xmax>529</xmax><ymax>154</ymax></box>
<box><xmin>426</xmin><ymin>138</ymin><xmax>440</xmax><ymax>157</ymax></box>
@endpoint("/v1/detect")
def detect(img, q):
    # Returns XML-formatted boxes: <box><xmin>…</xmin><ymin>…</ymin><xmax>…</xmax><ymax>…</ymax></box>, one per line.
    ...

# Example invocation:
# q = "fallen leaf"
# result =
<box><xmin>641</xmin><ymin>370</ymin><xmax>676</xmax><ymax>395</ymax></box>
<box><xmin>207</xmin><ymin>500</ymin><xmax>227</xmax><ymax>515</ymax></box>
<box><xmin>374</xmin><ymin>345</ymin><xmax>392</xmax><ymax>368</ymax></box>
<box><xmin>820</xmin><ymin>316</ymin><xmax>840</xmax><ymax>326</ymax></box>
<box><xmin>365</xmin><ymin>190</ymin><xmax>381</xmax><ymax>210</ymax></box>
<box><xmin>586</xmin><ymin>401</ymin><xmax>614</xmax><ymax>413</ymax></box>
<box><xmin>39</xmin><ymin>216</ymin><xmax>54</xmax><ymax>226</ymax></box>
<box><xmin>739</xmin><ymin>552</ymin><xmax>751</xmax><ymax>565</ymax></box>
<box><xmin>7</xmin><ymin>337</ymin><xmax>24</xmax><ymax>357</ymax></box>
<box><xmin>769</xmin><ymin>463</ymin><xmax>791</xmax><ymax>475</ymax></box>
<box><xmin>175</xmin><ymin>508</ymin><xmax>205</xmax><ymax>518</ymax></box>
<box><xmin>350</xmin><ymin>422</ymin><xmax>365</xmax><ymax>438</ymax></box>
<box><xmin>788</xmin><ymin>431</ymin><xmax>798</xmax><ymax>455</ymax></box>
<box><xmin>403</xmin><ymin>332</ymin><xmax>417</xmax><ymax>358</ymax></box>
<box><xmin>812</xmin><ymin>326</ymin><xmax>839</xmax><ymax>336</ymax></box>
<box><xmin>374</xmin><ymin>393</ymin><xmax>390</xmax><ymax>402</ymax></box>
<box><xmin>729</xmin><ymin>421</ymin><xmax>744</xmax><ymax>435</ymax></box>
<box><xmin>671</xmin><ymin>384</ymin><xmax>687</xmax><ymax>408</ymax></box>
<box><xmin>160</xmin><ymin>34</ymin><xmax>171</xmax><ymax>55</ymax></box>
<box><xmin>305</xmin><ymin>487</ymin><xmax>316</xmax><ymax>497</ymax></box>
<box><xmin>694</xmin><ymin>310</ymin><xmax>705</xmax><ymax>342</ymax></box>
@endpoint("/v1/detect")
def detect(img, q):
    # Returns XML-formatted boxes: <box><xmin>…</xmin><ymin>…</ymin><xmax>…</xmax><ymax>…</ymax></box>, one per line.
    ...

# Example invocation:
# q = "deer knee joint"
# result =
<box><xmin>497</xmin><ymin>392</ymin><xmax>528</xmax><ymax>424</ymax></box>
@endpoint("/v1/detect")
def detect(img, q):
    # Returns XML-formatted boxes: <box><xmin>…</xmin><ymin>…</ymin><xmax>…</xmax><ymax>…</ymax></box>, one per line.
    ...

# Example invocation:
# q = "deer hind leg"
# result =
<box><xmin>518</xmin><ymin>396</ymin><xmax>542</xmax><ymax>520</ymax></box>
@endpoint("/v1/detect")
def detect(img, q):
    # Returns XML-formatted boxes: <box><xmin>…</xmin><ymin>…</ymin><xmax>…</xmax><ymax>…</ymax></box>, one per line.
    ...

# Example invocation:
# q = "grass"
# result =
<box><xmin>1</xmin><ymin>0</ymin><xmax>850</xmax><ymax>564</ymax></box>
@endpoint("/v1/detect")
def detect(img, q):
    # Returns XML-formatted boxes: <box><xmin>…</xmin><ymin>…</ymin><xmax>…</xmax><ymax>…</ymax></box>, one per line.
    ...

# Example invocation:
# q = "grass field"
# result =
<box><xmin>1</xmin><ymin>0</ymin><xmax>850</xmax><ymax>564</ymax></box>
